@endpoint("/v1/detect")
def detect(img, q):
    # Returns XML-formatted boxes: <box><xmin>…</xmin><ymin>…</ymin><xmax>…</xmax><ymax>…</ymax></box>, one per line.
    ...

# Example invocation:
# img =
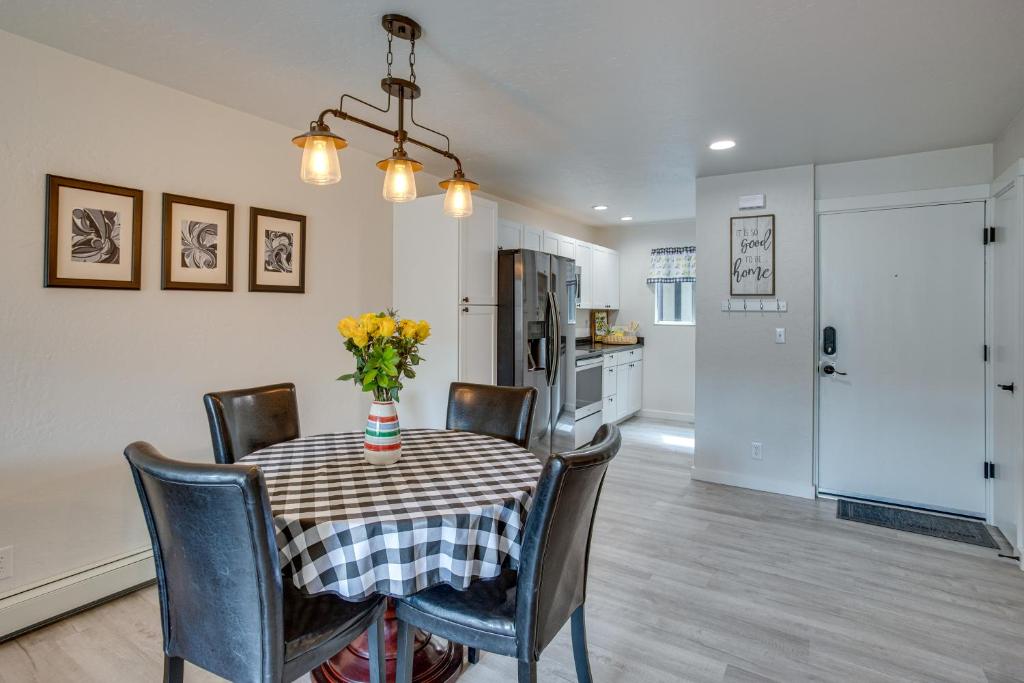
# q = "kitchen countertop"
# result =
<box><xmin>575</xmin><ymin>340</ymin><xmax>644</xmax><ymax>359</ymax></box>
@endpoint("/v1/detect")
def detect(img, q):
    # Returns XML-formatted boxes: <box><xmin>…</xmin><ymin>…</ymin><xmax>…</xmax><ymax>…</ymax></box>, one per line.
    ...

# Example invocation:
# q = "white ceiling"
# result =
<box><xmin>3</xmin><ymin>0</ymin><xmax>1024</xmax><ymax>225</ymax></box>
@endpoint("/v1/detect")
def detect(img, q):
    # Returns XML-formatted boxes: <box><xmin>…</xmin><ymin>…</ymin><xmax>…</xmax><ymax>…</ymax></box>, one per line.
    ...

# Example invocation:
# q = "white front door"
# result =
<box><xmin>817</xmin><ymin>202</ymin><xmax>987</xmax><ymax>517</ymax></box>
<box><xmin>991</xmin><ymin>178</ymin><xmax>1023</xmax><ymax>548</ymax></box>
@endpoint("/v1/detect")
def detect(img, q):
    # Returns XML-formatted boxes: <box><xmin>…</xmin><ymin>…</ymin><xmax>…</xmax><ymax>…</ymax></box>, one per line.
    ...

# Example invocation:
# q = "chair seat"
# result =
<box><xmin>399</xmin><ymin>569</ymin><xmax>519</xmax><ymax>654</ymax></box>
<box><xmin>283</xmin><ymin>581</ymin><xmax>381</xmax><ymax>661</ymax></box>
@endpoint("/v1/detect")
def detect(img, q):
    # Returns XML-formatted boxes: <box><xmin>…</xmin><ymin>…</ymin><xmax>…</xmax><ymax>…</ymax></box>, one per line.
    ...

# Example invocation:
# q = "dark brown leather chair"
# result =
<box><xmin>125</xmin><ymin>442</ymin><xmax>387</xmax><ymax>683</ymax></box>
<box><xmin>204</xmin><ymin>382</ymin><xmax>300</xmax><ymax>464</ymax></box>
<box><xmin>446</xmin><ymin>382</ymin><xmax>538</xmax><ymax>449</ymax></box>
<box><xmin>394</xmin><ymin>424</ymin><xmax>622</xmax><ymax>683</ymax></box>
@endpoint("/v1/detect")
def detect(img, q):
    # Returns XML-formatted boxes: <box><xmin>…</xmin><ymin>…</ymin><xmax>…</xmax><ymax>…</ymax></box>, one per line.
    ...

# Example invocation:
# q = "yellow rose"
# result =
<box><xmin>361</xmin><ymin>313</ymin><xmax>380</xmax><ymax>335</ymax></box>
<box><xmin>377</xmin><ymin>317</ymin><xmax>396</xmax><ymax>337</ymax></box>
<box><xmin>399</xmin><ymin>319</ymin><xmax>418</xmax><ymax>339</ymax></box>
<box><xmin>337</xmin><ymin>317</ymin><xmax>358</xmax><ymax>338</ymax></box>
<box><xmin>415</xmin><ymin>320</ymin><xmax>431</xmax><ymax>342</ymax></box>
<box><xmin>352</xmin><ymin>329</ymin><xmax>369</xmax><ymax>348</ymax></box>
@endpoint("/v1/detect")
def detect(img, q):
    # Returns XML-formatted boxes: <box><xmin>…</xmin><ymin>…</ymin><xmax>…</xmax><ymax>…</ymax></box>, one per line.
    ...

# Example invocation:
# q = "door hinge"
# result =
<box><xmin>984</xmin><ymin>226</ymin><xmax>997</xmax><ymax>244</ymax></box>
<box><xmin>984</xmin><ymin>462</ymin><xmax>996</xmax><ymax>479</ymax></box>
<box><xmin>984</xmin><ymin>344</ymin><xmax>990</xmax><ymax>362</ymax></box>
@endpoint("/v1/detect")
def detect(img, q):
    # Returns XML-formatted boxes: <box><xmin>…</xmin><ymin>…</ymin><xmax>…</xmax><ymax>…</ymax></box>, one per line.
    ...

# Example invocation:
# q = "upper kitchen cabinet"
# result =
<box><xmin>542</xmin><ymin>230</ymin><xmax>559</xmax><ymax>255</ymax></box>
<box><xmin>575</xmin><ymin>241</ymin><xmax>593</xmax><ymax>309</ymax></box>
<box><xmin>459</xmin><ymin>198</ymin><xmax>498</xmax><ymax>305</ymax></box>
<box><xmin>497</xmin><ymin>219</ymin><xmax>523</xmax><ymax>251</ymax></box>
<box><xmin>592</xmin><ymin>245</ymin><xmax>620</xmax><ymax>309</ymax></box>
<box><xmin>522</xmin><ymin>224</ymin><xmax>543</xmax><ymax>252</ymax></box>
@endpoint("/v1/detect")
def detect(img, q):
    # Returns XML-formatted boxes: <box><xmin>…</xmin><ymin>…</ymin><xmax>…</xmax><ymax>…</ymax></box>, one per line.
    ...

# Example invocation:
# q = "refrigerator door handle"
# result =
<box><xmin>550</xmin><ymin>291</ymin><xmax>561</xmax><ymax>387</ymax></box>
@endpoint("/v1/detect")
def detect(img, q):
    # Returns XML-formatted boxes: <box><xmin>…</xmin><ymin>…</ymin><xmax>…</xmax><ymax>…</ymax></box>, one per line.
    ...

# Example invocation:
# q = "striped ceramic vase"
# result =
<box><xmin>364</xmin><ymin>400</ymin><xmax>402</xmax><ymax>465</ymax></box>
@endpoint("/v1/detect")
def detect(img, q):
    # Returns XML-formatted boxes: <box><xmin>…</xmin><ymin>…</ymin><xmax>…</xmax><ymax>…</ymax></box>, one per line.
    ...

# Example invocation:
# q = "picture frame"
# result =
<box><xmin>249</xmin><ymin>207</ymin><xmax>306</xmax><ymax>293</ymax></box>
<box><xmin>590</xmin><ymin>309</ymin><xmax>610</xmax><ymax>341</ymax></box>
<box><xmin>44</xmin><ymin>175</ymin><xmax>143</xmax><ymax>289</ymax></box>
<box><xmin>161</xmin><ymin>193</ymin><xmax>235</xmax><ymax>291</ymax></box>
<box><xmin>729</xmin><ymin>213</ymin><xmax>775</xmax><ymax>296</ymax></box>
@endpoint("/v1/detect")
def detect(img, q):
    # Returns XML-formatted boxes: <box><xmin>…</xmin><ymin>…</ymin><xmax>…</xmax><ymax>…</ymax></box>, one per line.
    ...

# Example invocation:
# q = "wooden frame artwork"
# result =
<box><xmin>729</xmin><ymin>213</ymin><xmax>775</xmax><ymax>296</ymax></box>
<box><xmin>161</xmin><ymin>193</ymin><xmax>235</xmax><ymax>291</ymax></box>
<box><xmin>249</xmin><ymin>207</ymin><xmax>306</xmax><ymax>293</ymax></box>
<box><xmin>45</xmin><ymin>175</ymin><xmax>143</xmax><ymax>289</ymax></box>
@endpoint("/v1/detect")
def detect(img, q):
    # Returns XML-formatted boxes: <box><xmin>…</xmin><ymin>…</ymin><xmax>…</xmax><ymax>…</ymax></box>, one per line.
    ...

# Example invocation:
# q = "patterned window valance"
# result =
<box><xmin>647</xmin><ymin>246</ymin><xmax>695</xmax><ymax>283</ymax></box>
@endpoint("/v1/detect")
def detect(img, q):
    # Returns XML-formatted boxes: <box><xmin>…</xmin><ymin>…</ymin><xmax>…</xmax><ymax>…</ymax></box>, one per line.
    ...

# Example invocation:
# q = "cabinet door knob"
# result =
<box><xmin>462</xmin><ymin>297</ymin><xmax>470</xmax><ymax>303</ymax></box>
<box><xmin>462</xmin><ymin>307</ymin><xmax>469</xmax><ymax>313</ymax></box>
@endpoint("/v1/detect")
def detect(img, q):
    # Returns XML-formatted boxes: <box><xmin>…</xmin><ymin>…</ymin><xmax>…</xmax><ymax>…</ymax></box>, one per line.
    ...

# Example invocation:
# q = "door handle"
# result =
<box><xmin>998</xmin><ymin>382</ymin><xmax>1015</xmax><ymax>393</ymax></box>
<box><xmin>822</xmin><ymin>364</ymin><xmax>847</xmax><ymax>376</ymax></box>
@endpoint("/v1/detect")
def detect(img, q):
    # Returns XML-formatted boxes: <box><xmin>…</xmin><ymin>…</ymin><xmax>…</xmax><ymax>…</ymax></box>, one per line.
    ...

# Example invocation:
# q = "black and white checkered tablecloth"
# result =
<box><xmin>242</xmin><ymin>429</ymin><xmax>542</xmax><ymax>601</ymax></box>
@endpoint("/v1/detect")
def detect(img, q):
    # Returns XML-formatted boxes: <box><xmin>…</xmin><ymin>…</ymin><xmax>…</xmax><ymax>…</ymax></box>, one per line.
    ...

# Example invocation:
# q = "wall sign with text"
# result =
<box><xmin>730</xmin><ymin>214</ymin><xmax>775</xmax><ymax>296</ymax></box>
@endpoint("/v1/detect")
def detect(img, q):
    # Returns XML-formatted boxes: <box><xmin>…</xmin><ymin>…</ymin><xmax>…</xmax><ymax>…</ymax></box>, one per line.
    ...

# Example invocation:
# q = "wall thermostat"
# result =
<box><xmin>738</xmin><ymin>193</ymin><xmax>766</xmax><ymax>210</ymax></box>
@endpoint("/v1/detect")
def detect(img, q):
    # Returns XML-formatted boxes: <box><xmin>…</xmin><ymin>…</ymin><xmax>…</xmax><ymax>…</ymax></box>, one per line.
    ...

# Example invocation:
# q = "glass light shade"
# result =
<box><xmin>443</xmin><ymin>180</ymin><xmax>474</xmax><ymax>218</ymax></box>
<box><xmin>300</xmin><ymin>135</ymin><xmax>341</xmax><ymax>185</ymax></box>
<box><xmin>382</xmin><ymin>158</ymin><xmax>418</xmax><ymax>203</ymax></box>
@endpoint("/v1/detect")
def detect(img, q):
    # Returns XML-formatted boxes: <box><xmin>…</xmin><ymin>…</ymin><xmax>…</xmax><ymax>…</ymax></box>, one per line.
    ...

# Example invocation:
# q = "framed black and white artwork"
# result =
<box><xmin>249</xmin><ymin>207</ymin><xmax>306</xmax><ymax>293</ymax></box>
<box><xmin>729</xmin><ymin>214</ymin><xmax>775</xmax><ymax>296</ymax></box>
<box><xmin>44</xmin><ymin>175</ymin><xmax>143</xmax><ymax>289</ymax></box>
<box><xmin>161</xmin><ymin>193</ymin><xmax>234</xmax><ymax>291</ymax></box>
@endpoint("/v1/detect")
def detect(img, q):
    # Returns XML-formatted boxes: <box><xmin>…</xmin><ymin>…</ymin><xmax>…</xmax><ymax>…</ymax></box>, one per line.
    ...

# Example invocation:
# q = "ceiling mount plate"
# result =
<box><xmin>381</xmin><ymin>77</ymin><xmax>421</xmax><ymax>99</ymax></box>
<box><xmin>382</xmin><ymin>14</ymin><xmax>422</xmax><ymax>41</ymax></box>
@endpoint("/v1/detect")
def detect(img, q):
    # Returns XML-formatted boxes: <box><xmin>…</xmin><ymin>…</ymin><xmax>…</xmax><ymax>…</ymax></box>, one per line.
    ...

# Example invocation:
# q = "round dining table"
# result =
<box><xmin>242</xmin><ymin>428</ymin><xmax>543</xmax><ymax>683</ymax></box>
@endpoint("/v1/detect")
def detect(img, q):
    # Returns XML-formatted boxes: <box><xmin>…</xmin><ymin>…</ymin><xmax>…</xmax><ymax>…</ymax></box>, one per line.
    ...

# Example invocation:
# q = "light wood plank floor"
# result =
<box><xmin>3</xmin><ymin>418</ymin><xmax>1024</xmax><ymax>682</ymax></box>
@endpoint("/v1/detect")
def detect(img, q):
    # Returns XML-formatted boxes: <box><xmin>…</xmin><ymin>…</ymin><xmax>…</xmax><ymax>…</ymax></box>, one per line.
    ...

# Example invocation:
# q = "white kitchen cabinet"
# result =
<box><xmin>459</xmin><ymin>305</ymin><xmax>497</xmax><ymax>385</ymax></box>
<box><xmin>393</xmin><ymin>194</ymin><xmax>498</xmax><ymax>428</ymax></box>
<box><xmin>575</xmin><ymin>241</ymin><xmax>593</xmax><ymax>309</ymax></box>
<box><xmin>603</xmin><ymin>395</ymin><xmax>617</xmax><ymax>424</ymax></box>
<box><xmin>607</xmin><ymin>250</ymin><xmax>620</xmax><ymax>309</ymax></box>
<box><xmin>616</xmin><ymin>363</ymin><xmax>630</xmax><ymax>420</ymax></box>
<box><xmin>591</xmin><ymin>245</ymin><xmax>621</xmax><ymax>310</ymax></box>
<box><xmin>459</xmin><ymin>200</ymin><xmax>498</xmax><ymax>306</ymax></box>
<box><xmin>497</xmin><ymin>219</ymin><xmax>522</xmax><ymax>251</ymax></box>
<box><xmin>523</xmin><ymin>224</ymin><xmax>543</xmax><ymax>252</ymax></box>
<box><xmin>556</xmin><ymin>234</ymin><xmax>575</xmax><ymax>260</ymax></box>
<box><xmin>542</xmin><ymin>231</ymin><xmax>558</xmax><ymax>255</ymax></box>
<box><xmin>627</xmin><ymin>360</ymin><xmax>643</xmax><ymax>414</ymax></box>
<box><xmin>602</xmin><ymin>365</ymin><xmax>616</xmax><ymax>398</ymax></box>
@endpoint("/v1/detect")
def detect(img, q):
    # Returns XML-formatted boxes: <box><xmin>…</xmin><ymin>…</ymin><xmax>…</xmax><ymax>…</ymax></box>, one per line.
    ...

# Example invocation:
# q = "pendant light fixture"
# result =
<box><xmin>293</xmin><ymin>14</ymin><xmax>479</xmax><ymax>217</ymax></box>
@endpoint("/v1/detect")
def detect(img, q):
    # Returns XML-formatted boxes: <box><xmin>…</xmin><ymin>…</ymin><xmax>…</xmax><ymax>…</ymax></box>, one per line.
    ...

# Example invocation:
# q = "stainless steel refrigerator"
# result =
<box><xmin>497</xmin><ymin>249</ymin><xmax>576</xmax><ymax>458</ymax></box>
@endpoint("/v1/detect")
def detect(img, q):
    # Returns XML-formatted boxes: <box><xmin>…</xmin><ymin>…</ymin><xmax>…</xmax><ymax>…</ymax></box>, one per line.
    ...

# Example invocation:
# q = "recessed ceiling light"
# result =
<box><xmin>620</xmin><ymin>216</ymin><xmax>633</xmax><ymax>222</ymax></box>
<box><xmin>709</xmin><ymin>139</ymin><xmax>736</xmax><ymax>151</ymax></box>
<box><xmin>592</xmin><ymin>205</ymin><xmax>608</xmax><ymax>211</ymax></box>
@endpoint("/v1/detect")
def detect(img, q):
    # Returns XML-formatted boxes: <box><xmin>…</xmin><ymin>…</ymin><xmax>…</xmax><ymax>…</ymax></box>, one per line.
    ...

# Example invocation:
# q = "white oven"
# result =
<box><xmin>574</xmin><ymin>354</ymin><xmax>604</xmax><ymax>445</ymax></box>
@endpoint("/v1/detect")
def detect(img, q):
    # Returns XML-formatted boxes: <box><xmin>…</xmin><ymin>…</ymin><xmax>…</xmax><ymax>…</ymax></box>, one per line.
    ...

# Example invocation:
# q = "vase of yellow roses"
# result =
<box><xmin>337</xmin><ymin>310</ymin><xmax>430</xmax><ymax>465</ymax></box>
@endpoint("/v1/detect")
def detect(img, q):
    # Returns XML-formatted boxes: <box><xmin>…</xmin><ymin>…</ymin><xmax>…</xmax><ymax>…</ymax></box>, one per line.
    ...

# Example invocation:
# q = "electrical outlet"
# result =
<box><xmin>751</xmin><ymin>442</ymin><xmax>763</xmax><ymax>460</ymax></box>
<box><xmin>775</xmin><ymin>327</ymin><xmax>786</xmax><ymax>344</ymax></box>
<box><xmin>0</xmin><ymin>546</ymin><xmax>12</xmax><ymax>580</ymax></box>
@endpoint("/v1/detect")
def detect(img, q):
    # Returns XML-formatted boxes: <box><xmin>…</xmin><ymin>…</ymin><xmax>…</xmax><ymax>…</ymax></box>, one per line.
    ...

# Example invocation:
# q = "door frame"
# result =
<box><xmin>989</xmin><ymin>160</ymin><xmax>1024</xmax><ymax>557</ymax></box>
<box><xmin>813</xmin><ymin>184</ymin><xmax>992</xmax><ymax>518</ymax></box>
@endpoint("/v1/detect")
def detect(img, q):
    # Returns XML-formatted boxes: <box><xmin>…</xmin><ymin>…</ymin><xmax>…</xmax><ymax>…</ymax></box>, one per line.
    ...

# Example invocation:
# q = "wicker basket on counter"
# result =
<box><xmin>600</xmin><ymin>334</ymin><xmax>638</xmax><ymax>345</ymax></box>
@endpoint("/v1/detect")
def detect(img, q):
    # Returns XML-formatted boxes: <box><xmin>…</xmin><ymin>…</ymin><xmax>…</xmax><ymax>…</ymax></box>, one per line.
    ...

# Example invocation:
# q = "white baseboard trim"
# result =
<box><xmin>0</xmin><ymin>548</ymin><xmax>154</xmax><ymax>641</ymax></box>
<box><xmin>638</xmin><ymin>409</ymin><xmax>694</xmax><ymax>424</ymax></box>
<box><xmin>691</xmin><ymin>467</ymin><xmax>815</xmax><ymax>499</ymax></box>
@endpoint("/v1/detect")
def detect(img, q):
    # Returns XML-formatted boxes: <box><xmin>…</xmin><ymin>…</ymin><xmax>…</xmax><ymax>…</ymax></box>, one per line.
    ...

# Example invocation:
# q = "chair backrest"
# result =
<box><xmin>125</xmin><ymin>442</ymin><xmax>284</xmax><ymax>683</ymax></box>
<box><xmin>445</xmin><ymin>382</ymin><xmax>538</xmax><ymax>449</ymax></box>
<box><xmin>204</xmin><ymin>382</ymin><xmax>300</xmax><ymax>464</ymax></box>
<box><xmin>515</xmin><ymin>424</ymin><xmax>621</xmax><ymax>660</ymax></box>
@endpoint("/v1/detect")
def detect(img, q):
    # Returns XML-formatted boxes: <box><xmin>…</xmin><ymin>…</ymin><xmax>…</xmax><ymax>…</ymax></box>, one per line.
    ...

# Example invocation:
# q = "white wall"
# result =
<box><xmin>694</xmin><ymin>165</ymin><xmax>816</xmax><ymax>498</ymax></box>
<box><xmin>816</xmin><ymin>144</ymin><xmax>992</xmax><ymax>199</ymax></box>
<box><xmin>995</xmin><ymin>105</ymin><xmax>1024</xmax><ymax>179</ymax></box>
<box><xmin>0</xmin><ymin>31</ymin><xmax>589</xmax><ymax>608</ymax></box>
<box><xmin>602</xmin><ymin>221</ymin><xmax>696</xmax><ymax>422</ymax></box>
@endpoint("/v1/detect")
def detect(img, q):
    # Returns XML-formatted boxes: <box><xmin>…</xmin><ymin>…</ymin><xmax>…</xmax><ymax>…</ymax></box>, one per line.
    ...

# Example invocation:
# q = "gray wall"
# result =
<box><xmin>995</xmin><ymin>105</ymin><xmax>1024</xmax><ymax>179</ymax></box>
<box><xmin>694</xmin><ymin>165</ymin><xmax>816</xmax><ymax>498</ymax></box>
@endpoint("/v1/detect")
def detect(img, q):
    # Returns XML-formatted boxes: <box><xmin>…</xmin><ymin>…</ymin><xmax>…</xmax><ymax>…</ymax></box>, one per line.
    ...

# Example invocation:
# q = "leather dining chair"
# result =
<box><xmin>204</xmin><ymin>382</ymin><xmax>300</xmax><ymax>464</ymax></box>
<box><xmin>446</xmin><ymin>382</ymin><xmax>538</xmax><ymax>449</ymax></box>
<box><xmin>394</xmin><ymin>424</ymin><xmax>622</xmax><ymax>683</ymax></box>
<box><xmin>125</xmin><ymin>442</ymin><xmax>387</xmax><ymax>683</ymax></box>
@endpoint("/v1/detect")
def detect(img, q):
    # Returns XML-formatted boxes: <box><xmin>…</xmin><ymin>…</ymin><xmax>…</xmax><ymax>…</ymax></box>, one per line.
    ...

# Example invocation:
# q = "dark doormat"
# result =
<box><xmin>836</xmin><ymin>499</ymin><xmax>998</xmax><ymax>548</ymax></box>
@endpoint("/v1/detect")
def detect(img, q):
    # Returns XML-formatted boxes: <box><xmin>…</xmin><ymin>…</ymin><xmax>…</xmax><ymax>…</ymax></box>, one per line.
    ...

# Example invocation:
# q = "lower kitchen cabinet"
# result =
<box><xmin>601</xmin><ymin>348</ymin><xmax>643</xmax><ymax>424</ymax></box>
<box><xmin>458</xmin><ymin>305</ymin><xmax>497</xmax><ymax>385</ymax></box>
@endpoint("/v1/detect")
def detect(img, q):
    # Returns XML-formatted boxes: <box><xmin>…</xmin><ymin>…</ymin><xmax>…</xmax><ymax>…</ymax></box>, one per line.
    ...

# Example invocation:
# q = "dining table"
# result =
<box><xmin>242</xmin><ymin>427</ymin><xmax>543</xmax><ymax>683</ymax></box>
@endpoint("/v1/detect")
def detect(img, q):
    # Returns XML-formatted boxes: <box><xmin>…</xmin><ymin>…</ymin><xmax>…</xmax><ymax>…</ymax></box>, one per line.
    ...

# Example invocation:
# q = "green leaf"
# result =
<box><xmin>337</xmin><ymin>373</ymin><xmax>355</xmax><ymax>381</ymax></box>
<box><xmin>403</xmin><ymin>368</ymin><xmax>416</xmax><ymax>379</ymax></box>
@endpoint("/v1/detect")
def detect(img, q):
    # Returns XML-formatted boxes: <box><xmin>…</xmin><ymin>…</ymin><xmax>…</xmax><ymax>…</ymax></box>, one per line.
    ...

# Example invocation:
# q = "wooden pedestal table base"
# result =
<box><xmin>312</xmin><ymin>599</ymin><xmax>464</xmax><ymax>683</ymax></box>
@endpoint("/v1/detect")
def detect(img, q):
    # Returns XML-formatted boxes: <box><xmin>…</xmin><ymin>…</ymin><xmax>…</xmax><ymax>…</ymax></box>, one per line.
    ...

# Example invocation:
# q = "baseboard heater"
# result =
<box><xmin>0</xmin><ymin>548</ymin><xmax>155</xmax><ymax>643</ymax></box>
